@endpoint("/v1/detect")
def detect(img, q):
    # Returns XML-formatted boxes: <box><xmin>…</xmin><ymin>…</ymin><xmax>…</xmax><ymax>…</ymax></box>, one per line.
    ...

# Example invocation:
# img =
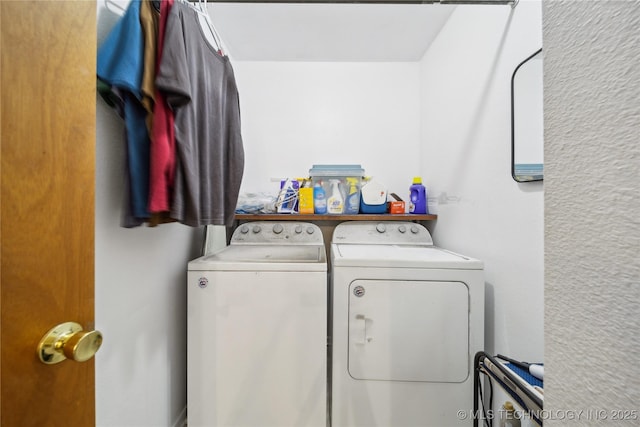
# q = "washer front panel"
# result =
<box><xmin>188</xmin><ymin>270</ymin><xmax>327</xmax><ymax>427</ymax></box>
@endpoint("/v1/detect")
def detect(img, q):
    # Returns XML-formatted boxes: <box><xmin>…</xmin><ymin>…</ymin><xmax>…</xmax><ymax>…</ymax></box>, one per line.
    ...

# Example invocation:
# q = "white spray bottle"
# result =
<box><xmin>327</xmin><ymin>180</ymin><xmax>344</xmax><ymax>214</ymax></box>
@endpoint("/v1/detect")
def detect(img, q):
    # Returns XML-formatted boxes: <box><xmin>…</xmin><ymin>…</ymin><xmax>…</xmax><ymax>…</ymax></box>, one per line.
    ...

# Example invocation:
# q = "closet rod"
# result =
<box><xmin>200</xmin><ymin>1</ymin><xmax>514</xmax><ymax>4</ymax></box>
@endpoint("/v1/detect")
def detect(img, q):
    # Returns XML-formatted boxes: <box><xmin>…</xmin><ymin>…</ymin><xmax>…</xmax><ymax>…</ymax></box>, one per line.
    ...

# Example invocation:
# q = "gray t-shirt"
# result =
<box><xmin>156</xmin><ymin>1</ymin><xmax>244</xmax><ymax>227</ymax></box>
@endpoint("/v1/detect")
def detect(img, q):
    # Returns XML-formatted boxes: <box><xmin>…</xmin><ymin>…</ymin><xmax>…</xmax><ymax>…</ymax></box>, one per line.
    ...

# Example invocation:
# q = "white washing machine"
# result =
<box><xmin>330</xmin><ymin>221</ymin><xmax>484</xmax><ymax>427</ymax></box>
<box><xmin>188</xmin><ymin>221</ymin><xmax>327</xmax><ymax>427</ymax></box>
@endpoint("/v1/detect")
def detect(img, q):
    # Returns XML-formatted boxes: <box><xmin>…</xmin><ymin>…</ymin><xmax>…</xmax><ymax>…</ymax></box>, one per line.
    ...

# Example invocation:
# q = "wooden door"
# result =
<box><xmin>1</xmin><ymin>1</ymin><xmax>97</xmax><ymax>426</ymax></box>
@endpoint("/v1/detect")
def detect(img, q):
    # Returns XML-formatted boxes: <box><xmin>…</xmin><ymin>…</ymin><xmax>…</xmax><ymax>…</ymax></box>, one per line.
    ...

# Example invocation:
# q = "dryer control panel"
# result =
<box><xmin>231</xmin><ymin>221</ymin><xmax>324</xmax><ymax>245</ymax></box>
<box><xmin>332</xmin><ymin>221</ymin><xmax>433</xmax><ymax>246</ymax></box>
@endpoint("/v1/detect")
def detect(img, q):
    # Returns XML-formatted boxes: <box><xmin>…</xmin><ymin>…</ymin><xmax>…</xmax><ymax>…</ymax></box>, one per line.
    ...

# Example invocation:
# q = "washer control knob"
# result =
<box><xmin>398</xmin><ymin>225</ymin><xmax>407</xmax><ymax>233</ymax></box>
<box><xmin>252</xmin><ymin>225</ymin><xmax>262</xmax><ymax>234</ymax></box>
<box><xmin>410</xmin><ymin>225</ymin><xmax>420</xmax><ymax>234</ymax></box>
<box><xmin>240</xmin><ymin>225</ymin><xmax>249</xmax><ymax>234</ymax></box>
<box><xmin>306</xmin><ymin>227</ymin><xmax>315</xmax><ymax>235</ymax></box>
<box><xmin>376</xmin><ymin>223</ymin><xmax>386</xmax><ymax>233</ymax></box>
<box><xmin>272</xmin><ymin>224</ymin><xmax>284</xmax><ymax>234</ymax></box>
<box><xmin>294</xmin><ymin>225</ymin><xmax>303</xmax><ymax>234</ymax></box>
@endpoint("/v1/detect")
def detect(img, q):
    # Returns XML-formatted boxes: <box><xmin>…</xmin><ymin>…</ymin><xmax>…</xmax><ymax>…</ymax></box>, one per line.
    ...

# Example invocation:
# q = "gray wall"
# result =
<box><xmin>544</xmin><ymin>1</ymin><xmax>640</xmax><ymax>423</ymax></box>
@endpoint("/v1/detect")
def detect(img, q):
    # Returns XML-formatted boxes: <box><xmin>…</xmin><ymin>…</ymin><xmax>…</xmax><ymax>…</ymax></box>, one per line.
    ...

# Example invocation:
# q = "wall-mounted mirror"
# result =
<box><xmin>511</xmin><ymin>48</ymin><xmax>543</xmax><ymax>182</ymax></box>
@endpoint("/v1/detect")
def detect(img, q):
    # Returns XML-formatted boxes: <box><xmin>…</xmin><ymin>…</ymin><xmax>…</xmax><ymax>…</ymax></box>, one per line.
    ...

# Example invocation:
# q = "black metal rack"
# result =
<box><xmin>474</xmin><ymin>351</ymin><xmax>544</xmax><ymax>426</ymax></box>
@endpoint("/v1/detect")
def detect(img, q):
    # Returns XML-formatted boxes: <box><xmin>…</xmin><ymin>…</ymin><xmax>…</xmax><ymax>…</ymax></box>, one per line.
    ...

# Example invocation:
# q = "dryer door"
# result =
<box><xmin>348</xmin><ymin>280</ymin><xmax>469</xmax><ymax>382</ymax></box>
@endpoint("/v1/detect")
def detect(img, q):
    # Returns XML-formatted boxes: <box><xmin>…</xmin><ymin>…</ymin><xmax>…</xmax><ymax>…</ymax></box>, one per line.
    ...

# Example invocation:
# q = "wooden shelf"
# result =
<box><xmin>235</xmin><ymin>213</ymin><xmax>437</xmax><ymax>222</ymax></box>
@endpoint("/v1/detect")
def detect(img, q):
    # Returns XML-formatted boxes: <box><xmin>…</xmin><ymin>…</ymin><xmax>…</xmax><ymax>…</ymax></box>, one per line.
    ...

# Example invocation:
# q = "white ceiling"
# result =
<box><xmin>207</xmin><ymin>3</ymin><xmax>458</xmax><ymax>62</ymax></box>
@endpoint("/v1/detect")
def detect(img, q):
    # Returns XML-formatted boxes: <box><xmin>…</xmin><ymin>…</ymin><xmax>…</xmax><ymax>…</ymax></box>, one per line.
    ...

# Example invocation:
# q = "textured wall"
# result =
<box><xmin>544</xmin><ymin>1</ymin><xmax>640</xmax><ymax>424</ymax></box>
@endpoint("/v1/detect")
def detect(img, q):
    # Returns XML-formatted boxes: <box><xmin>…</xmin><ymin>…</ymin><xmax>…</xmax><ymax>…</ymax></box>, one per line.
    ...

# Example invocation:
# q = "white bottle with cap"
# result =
<box><xmin>327</xmin><ymin>180</ymin><xmax>344</xmax><ymax>214</ymax></box>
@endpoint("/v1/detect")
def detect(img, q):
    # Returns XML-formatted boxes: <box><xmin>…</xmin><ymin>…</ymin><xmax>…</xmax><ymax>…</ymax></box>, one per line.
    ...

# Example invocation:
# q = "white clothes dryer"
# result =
<box><xmin>330</xmin><ymin>221</ymin><xmax>484</xmax><ymax>427</ymax></box>
<box><xmin>188</xmin><ymin>222</ymin><xmax>327</xmax><ymax>427</ymax></box>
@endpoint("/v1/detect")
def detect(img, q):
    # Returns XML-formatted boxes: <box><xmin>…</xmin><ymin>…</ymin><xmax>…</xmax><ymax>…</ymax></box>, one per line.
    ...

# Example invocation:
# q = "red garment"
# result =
<box><xmin>148</xmin><ymin>0</ymin><xmax>176</xmax><ymax>213</ymax></box>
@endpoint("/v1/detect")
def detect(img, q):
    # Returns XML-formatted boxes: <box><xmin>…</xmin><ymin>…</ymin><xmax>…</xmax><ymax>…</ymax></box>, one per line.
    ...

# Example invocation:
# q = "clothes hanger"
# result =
<box><xmin>177</xmin><ymin>0</ymin><xmax>224</xmax><ymax>54</ymax></box>
<box><xmin>104</xmin><ymin>0</ymin><xmax>126</xmax><ymax>15</ymax></box>
<box><xmin>196</xmin><ymin>0</ymin><xmax>225</xmax><ymax>55</ymax></box>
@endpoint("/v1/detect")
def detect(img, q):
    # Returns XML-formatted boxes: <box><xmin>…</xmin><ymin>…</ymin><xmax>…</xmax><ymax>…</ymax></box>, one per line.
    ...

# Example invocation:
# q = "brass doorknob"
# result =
<box><xmin>37</xmin><ymin>322</ymin><xmax>103</xmax><ymax>364</ymax></box>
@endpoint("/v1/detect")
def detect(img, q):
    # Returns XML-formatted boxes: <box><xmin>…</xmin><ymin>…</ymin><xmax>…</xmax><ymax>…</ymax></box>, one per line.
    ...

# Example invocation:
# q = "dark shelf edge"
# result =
<box><xmin>234</xmin><ymin>213</ymin><xmax>437</xmax><ymax>221</ymax></box>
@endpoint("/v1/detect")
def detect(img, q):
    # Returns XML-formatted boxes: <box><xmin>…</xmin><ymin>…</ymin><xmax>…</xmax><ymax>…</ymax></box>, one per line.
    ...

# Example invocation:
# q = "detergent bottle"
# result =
<box><xmin>313</xmin><ymin>182</ymin><xmax>327</xmax><ymax>214</ymax></box>
<box><xmin>298</xmin><ymin>179</ymin><xmax>314</xmax><ymax>214</ymax></box>
<box><xmin>327</xmin><ymin>180</ymin><xmax>344</xmax><ymax>214</ymax></box>
<box><xmin>344</xmin><ymin>177</ymin><xmax>360</xmax><ymax>214</ymax></box>
<box><xmin>409</xmin><ymin>176</ymin><xmax>427</xmax><ymax>214</ymax></box>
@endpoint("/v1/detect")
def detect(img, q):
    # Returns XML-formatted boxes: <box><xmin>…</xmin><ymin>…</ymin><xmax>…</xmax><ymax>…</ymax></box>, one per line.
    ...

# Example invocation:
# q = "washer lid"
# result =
<box><xmin>189</xmin><ymin>245</ymin><xmax>327</xmax><ymax>271</ymax></box>
<box><xmin>332</xmin><ymin>244</ymin><xmax>483</xmax><ymax>269</ymax></box>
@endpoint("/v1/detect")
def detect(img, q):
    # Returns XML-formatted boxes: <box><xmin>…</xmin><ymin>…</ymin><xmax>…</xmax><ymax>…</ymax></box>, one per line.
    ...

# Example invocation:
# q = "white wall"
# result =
<box><xmin>96</xmin><ymin>4</ymin><xmax>201</xmax><ymax>427</ymax></box>
<box><xmin>233</xmin><ymin>61</ymin><xmax>422</xmax><ymax>197</ymax></box>
<box><xmin>544</xmin><ymin>1</ymin><xmax>640</xmax><ymax>423</ymax></box>
<box><xmin>420</xmin><ymin>2</ymin><xmax>543</xmax><ymax>365</ymax></box>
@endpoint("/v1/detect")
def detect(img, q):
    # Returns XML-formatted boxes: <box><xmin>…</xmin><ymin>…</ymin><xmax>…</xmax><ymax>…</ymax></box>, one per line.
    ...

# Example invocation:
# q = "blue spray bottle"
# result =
<box><xmin>344</xmin><ymin>177</ymin><xmax>360</xmax><ymax>214</ymax></box>
<box><xmin>313</xmin><ymin>182</ymin><xmax>327</xmax><ymax>214</ymax></box>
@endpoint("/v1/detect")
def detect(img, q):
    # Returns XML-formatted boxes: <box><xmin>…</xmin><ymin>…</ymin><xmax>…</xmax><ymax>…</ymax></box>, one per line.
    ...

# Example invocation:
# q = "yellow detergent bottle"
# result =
<box><xmin>298</xmin><ymin>179</ymin><xmax>314</xmax><ymax>214</ymax></box>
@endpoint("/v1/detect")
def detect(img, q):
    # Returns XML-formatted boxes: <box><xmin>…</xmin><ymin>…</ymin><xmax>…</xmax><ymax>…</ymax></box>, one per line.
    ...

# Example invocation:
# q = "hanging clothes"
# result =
<box><xmin>139</xmin><ymin>0</ymin><xmax>160</xmax><ymax>133</ymax></box>
<box><xmin>156</xmin><ymin>0</ymin><xmax>244</xmax><ymax>227</ymax></box>
<box><xmin>97</xmin><ymin>0</ymin><xmax>151</xmax><ymax>227</ymax></box>
<box><xmin>148</xmin><ymin>0</ymin><xmax>176</xmax><ymax>216</ymax></box>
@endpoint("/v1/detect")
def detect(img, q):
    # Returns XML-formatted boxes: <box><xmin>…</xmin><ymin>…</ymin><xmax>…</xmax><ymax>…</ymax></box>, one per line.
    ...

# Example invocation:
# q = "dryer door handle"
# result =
<box><xmin>353</xmin><ymin>314</ymin><xmax>372</xmax><ymax>345</ymax></box>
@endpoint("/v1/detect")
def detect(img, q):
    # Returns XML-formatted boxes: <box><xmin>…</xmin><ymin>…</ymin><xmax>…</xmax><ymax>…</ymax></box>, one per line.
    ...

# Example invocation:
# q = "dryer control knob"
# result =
<box><xmin>376</xmin><ymin>223</ymin><xmax>386</xmax><ymax>233</ymax></box>
<box><xmin>240</xmin><ymin>225</ymin><xmax>249</xmax><ymax>234</ymax></box>
<box><xmin>410</xmin><ymin>225</ymin><xmax>420</xmax><ymax>234</ymax></box>
<box><xmin>294</xmin><ymin>225</ymin><xmax>303</xmax><ymax>234</ymax></box>
<box><xmin>272</xmin><ymin>224</ymin><xmax>284</xmax><ymax>234</ymax></box>
<box><xmin>306</xmin><ymin>227</ymin><xmax>315</xmax><ymax>235</ymax></box>
<box><xmin>398</xmin><ymin>225</ymin><xmax>407</xmax><ymax>233</ymax></box>
<box><xmin>252</xmin><ymin>225</ymin><xmax>262</xmax><ymax>234</ymax></box>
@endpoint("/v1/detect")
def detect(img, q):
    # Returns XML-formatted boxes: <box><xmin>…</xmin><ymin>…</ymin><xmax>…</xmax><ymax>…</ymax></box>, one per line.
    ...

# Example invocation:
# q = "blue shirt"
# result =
<box><xmin>98</xmin><ymin>0</ymin><xmax>150</xmax><ymax>223</ymax></box>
